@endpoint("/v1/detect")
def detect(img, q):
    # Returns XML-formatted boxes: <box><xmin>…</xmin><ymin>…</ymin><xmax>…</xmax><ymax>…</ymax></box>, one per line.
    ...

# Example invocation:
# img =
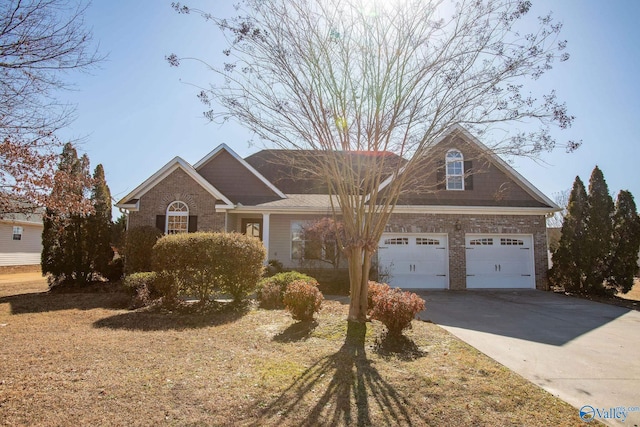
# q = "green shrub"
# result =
<box><xmin>210</xmin><ymin>232</ymin><xmax>266</xmax><ymax>302</ymax></box>
<box><xmin>282</xmin><ymin>280</ymin><xmax>324</xmax><ymax>321</ymax></box>
<box><xmin>367</xmin><ymin>280</ymin><xmax>390</xmax><ymax>313</ymax></box>
<box><xmin>370</xmin><ymin>288</ymin><xmax>425</xmax><ymax>336</ymax></box>
<box><xmin>257</xmin><ymin>271</ymin><xmax>317</xmax><ymax>308</ymax></box>
<box><xmin>124</xmin><ymin>226</ymin><xmax>162</xmax><ymax>274</ymax></box>
<box><xmin>152</xmin><ymin>232</ymin><xmax>266</xmax><ymax>304</ymax></box>
<box><xmin>123</xmin><ymin>272</ymin><xmax>157</xmax><ymax>308</ymax></box>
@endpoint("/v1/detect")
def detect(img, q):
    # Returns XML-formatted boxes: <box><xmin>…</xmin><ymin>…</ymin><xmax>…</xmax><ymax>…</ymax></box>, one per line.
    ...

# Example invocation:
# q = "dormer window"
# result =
<box><xmin>446</xmin><ymin>149</ymin><xmax>464</xmax><ymax>190</ymax></box>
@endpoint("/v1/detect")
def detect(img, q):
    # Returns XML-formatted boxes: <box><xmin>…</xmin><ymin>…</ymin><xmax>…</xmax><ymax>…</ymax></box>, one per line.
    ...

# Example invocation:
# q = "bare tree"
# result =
<box><xmin>547</xmin><ymin>188</ymin><xmax>569</xmax><ymax>228</ymax></box>
<box><xmin>169</xmin><ymin>0</ymin><xmax>579</xmax><ymax>322</ymax></box>
<box><xmin>0</xmin><ymin>0</ymin><xmax>102</xmax><ymax>214</ymax></box>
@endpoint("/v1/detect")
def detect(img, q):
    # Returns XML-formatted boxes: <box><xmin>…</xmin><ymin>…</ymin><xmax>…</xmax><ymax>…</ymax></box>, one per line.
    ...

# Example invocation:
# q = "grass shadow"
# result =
<box><xmin>93</xmin><ymin>301</ymin><xmax>252</xmax><ymax>331</ymax></box>
<box><xmin>273</xmin><ymin>320</ymin><xmax>318</xmax><ymax>342</ymax></box>
<box><xmin>251</xmin><ymin>321</ymin><xmax>417</xmax><ymax>426</ymax></box>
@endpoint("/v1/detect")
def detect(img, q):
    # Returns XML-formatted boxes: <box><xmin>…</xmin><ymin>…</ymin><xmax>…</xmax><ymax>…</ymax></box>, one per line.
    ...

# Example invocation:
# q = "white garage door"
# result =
<box><xmin>377</xmin><ymin>234</ymin><xmax>448</xmax><ymax>289</ymax></box>
<box><xmin>465</xmin><ymin>234</ymin><xmax>535</xmax><ymax>289</ymax></box>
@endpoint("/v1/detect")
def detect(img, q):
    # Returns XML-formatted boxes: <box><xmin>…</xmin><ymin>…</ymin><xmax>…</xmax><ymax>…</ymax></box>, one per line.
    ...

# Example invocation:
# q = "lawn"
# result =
<box><xmin>0</xmin><ymin>278</ymin><xmax>586</xmax><ymax>426</ymax></box>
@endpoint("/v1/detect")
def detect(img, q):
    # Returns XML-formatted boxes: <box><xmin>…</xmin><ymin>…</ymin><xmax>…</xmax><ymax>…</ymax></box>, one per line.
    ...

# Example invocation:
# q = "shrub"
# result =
<box><xmin>282</xmin><ymin>280</ymin><xmax>324</xmax><ymax>321</ymax></box>
<box><xmin>210</xmin><ymin>232</ymin><xmax>266</xmax><ymax>302</ymax></box>
<box><xmin>123</xmin><ymin>272</ymin><xmax>157</xmax><ymax>308</ymax></box>
<box><xmin>124</xmin><ymin>226</ymin><xmax>162</xmax><ymax>274</ymax></box>
<box><xmin>105</xmin><ymin>257</ymin><xmax>124</xmax><ymax>282</ymax></box>
<box><xmin>152</xmin><ymin>232</ymin><xmax>266</xmax><ymax>304</ymax></box>
<box><xmin>257</xmin><ymin>271</ymin><xmax>317</xmax><ymax>308</ymax></box>
<box><xmin>370</xmin><ymin>288</ymin><xmax>425</xmax><ymax>336</ymax></box>
<box><xmin>367</xmin><ymin>281</ymin><xmax>391</xmax><ymax>313</ymax></box>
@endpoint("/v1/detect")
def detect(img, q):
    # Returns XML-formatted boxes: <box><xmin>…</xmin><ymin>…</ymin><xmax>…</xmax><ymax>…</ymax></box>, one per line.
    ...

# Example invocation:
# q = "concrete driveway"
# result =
<box><xmin>417</xmin><ymin>290</ymin><xmax>640</xmax><ymax>426</ymax></box>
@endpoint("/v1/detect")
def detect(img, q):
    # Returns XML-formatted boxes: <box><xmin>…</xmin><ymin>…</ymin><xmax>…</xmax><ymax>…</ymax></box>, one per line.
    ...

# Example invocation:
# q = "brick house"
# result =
<box><xmin>116</xmin><ymin>125</ymin><xmax>558</xmax><ymax>290</ymax></box>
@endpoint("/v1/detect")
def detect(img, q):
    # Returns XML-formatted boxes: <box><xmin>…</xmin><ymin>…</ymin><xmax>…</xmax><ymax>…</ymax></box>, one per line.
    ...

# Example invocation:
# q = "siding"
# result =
<box><xmin>268</xmin><ymin>214</ymin><xmax>333</xmax><ymax>269</ymax></box>
<box><xmin>396</xmin><ymin>135</ymin><xmax>549</xmax><ymax>207</ymax></box>
<box><xmin>0</xmin><ymin>222</ymin><xmax>42</xmax><ymax>266</ymax></box>
<box><xmin>196</xmin><ymin>150</ymin><xmax>281</xmax><ymax>205</ymax></box>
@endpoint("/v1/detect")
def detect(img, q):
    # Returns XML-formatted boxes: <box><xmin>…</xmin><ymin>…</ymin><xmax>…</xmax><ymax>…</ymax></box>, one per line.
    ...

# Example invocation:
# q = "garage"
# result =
<box><xmin>465</xmin><ymin>234</ymin><xmax>535</xmax><ymax>289</ymax></box>
<box><xmin>377</xmin><ymin>234</ymin><xmax>448</xmax><ymax>289</ymax></box>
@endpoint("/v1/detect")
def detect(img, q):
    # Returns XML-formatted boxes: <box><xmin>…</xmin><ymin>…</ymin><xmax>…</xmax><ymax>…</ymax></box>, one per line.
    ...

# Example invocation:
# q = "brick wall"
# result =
<box><xmin>128</xmin><ymin>168</ymin><xmax>225</xmax><ymax>232</ymax></box>
<box><xmin>386</xmin><ymin>213</ymin><xmax>548</xmax><ymax>290</ymax></box>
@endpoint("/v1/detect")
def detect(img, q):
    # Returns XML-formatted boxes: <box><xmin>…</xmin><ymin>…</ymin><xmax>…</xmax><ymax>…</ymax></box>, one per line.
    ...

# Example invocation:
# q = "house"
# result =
<box><xmin>116</xmin><ymin>125</ymin><xmax>558</xmax><ymax>290</ymax></box>
<box><xmin>0</xmin><ymin>210</ymin><xmax>43</xmax><ymax>268</ymax></box>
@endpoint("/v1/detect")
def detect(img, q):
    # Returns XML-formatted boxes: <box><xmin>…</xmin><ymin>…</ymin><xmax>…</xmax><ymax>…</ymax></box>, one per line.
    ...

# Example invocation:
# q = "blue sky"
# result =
<box><xmin>57</xmin><ymin>1</ymin><xmax>640</xmax><ymax>216</ymax></box>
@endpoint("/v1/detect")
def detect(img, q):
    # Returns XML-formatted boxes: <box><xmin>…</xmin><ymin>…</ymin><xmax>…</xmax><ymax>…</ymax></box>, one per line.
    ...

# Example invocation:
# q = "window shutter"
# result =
<box><xmin>188</xmin><ymin>216</ymin><xmax>198</xmax><ymax>233</ymax></box>
<box><xmin>464</xmin><ymin>161</ymin><xmax>473</xmax><ymax>190</ymax></box>
<box><xmin>156</xmin><ymin>215</ymin><xmax>166</xmax><ymax>233</ymax></box>
<box><xmin>436</xmin><ymin>160</ymin><xmax>445</xmax><ymax>190</ymax></box>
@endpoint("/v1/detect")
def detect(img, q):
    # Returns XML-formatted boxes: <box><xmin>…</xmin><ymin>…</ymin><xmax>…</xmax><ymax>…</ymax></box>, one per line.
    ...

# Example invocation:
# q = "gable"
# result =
<box><xmin>116</xmin><ymin>157</ymin><xmax>233</xmax><ymax>210</ymax></box>
<box><xmin>196</xmin><ymin>148</ymin><xmax>283</xmax><ymax>205</ymax></box>
<box><xmin>393</xmin><ymin>126</ymin><xmax>556</xmax><ymax>209</ymax></box>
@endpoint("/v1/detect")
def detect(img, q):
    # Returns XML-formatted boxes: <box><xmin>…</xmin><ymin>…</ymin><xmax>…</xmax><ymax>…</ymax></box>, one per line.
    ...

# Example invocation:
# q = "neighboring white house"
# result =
<box><xmin>0</xmin><ymin>211</ymin><xmax>43</xmax><ymax>267</ymax></box>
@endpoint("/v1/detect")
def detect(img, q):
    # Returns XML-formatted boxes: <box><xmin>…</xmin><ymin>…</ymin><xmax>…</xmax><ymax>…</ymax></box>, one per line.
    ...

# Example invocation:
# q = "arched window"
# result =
<box><xmin>166</xmin><ymin>201</ymin><xmax>189</xmax><ymax>234</ymax></box>
<box><xmin>446</xmin><ymin>149</ymin><xmax>464</xmax><ymax>190</ymax></box>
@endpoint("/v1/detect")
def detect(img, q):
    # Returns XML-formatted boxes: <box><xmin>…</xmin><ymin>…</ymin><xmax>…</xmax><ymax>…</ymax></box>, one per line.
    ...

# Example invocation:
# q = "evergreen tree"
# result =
<box><xmin>41</xmin><ymin>143</ymin><xmax>93</xmax><ymax>285</ymax></box>
<box><xmin>549</xmin><ymin>176</ymin><xmax>588</xmax><ymax>292</ymax></box>
<box><xmin>584</xmin><ymin>166</ymin><xmax>614</xmax><ymax>294</ymax></box>
<box><xmin>608</xmin><ymin>190</ymin><xmax>640</xmax><ymax>294</ymax></box>
<box><xmin>87</xmin><ymin>164</ymin><xmax>114</xmax><ymax>278</ymax></box>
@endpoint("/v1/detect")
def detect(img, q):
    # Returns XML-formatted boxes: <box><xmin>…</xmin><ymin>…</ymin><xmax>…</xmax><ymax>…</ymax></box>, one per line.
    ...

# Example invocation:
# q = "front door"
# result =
<box><xmin>242</xmin><ymin>218</ymin><xmax>263</xmax><ymax>240</ymax></box>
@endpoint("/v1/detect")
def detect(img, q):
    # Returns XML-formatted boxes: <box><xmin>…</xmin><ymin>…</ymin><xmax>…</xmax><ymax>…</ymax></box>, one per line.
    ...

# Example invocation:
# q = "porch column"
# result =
<box><xmin>262</xmin><ymin>213</ymin><xmax>270</xmax><ymax>263</ymax></box>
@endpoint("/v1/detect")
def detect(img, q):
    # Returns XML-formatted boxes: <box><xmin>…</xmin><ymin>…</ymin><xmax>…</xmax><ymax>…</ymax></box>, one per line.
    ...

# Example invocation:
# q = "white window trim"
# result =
<box><xmin>166</xmin><ymin>201</ymin><xmax>189</xmax><ymax>234</ymax></box>
<box><xmin>12</xmin><ymin>226</ymin><xmax>23</xmax><ymax>241</ymax></box>
<box><xmin>446</xmin><ymin>149</ymin><xmax>465</xmax><ymax>191</ymax></box>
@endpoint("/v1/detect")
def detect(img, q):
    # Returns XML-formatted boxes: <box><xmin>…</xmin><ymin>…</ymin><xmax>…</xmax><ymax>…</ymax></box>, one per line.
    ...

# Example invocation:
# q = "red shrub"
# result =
<box><xmin>282</xmin><ymin>280</ymin><xmax>324</xmax><ymax>321</ymax></box>
<box><xmin>367</xmin><ymin>281</ymin><xmax>391</xmax><ymax>313</ymax></box>
<box><xmin>370</xmin><ymin>288</ymin><xmax>425</xmax><ymax>336</ymax></box>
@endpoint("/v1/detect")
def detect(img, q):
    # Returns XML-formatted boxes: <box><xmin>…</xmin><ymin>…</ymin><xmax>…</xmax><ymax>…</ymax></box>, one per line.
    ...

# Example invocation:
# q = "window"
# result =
<box><xmin>384</xmin><ymin>237</ymin><xmax>409</xmax><ymax>245</ymax></box>
<box><xmin>12</xmin><ymin>226</ymin><xmax>22</xmax><ymax>241</ymax></box>
<box><xmin>469</xmin><ymin>238</ymin><xmax>493</xmax><ymax>246</ymax></box>
<box><xmin>501</xmin><ymin>238</ymin><xmax>524</xmax><ymax>246</ymax></box>
<box><xmin>416</xmin><ymin>238</ymin><xmax>440</xmax><ymax>246</ymax></box>
<box><xmin>446</xmin><ymin>149</ymin><xmax>464</xmax><ymax>190</ymax></box>
<box><xmin>166</xmin><ymin>201</ymin><xmax>189</xmax><ymax>234</ymax></box>
<box><xmin>291</xmin><ymin>221</ymin><xmax>332</xmax><ymax>261</ymax></box>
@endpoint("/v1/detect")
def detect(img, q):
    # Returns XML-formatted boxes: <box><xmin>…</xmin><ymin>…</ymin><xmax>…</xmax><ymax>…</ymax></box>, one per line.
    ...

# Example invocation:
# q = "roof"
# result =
<box><xmin>116</xmin><ymin>156</ymin><xmax>234</xmax><ymax>209</ymax></box>
<box><xmin>245</xmin><ymin>149</ymin><xmax>405</xmax><ymax>194</ymax></box>
<box><xmin>0</xmin><ymin>211</ymin><xmax>43</xmax><ymax>225</ymax></box>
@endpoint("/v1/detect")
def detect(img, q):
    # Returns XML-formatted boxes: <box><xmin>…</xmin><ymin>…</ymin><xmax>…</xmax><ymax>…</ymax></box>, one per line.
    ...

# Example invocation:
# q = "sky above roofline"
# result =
<box><xmin>55</xmin><ymin>0</ymin><xmax>640</xmax><ymax>218</ymax></box>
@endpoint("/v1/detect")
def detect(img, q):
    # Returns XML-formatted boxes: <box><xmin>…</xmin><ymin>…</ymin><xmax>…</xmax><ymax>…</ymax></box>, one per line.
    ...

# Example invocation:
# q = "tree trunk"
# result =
<box><xmin>346</xmin><ymin>245</ymin><xmax>373</xmax><ymax>322</ymax></box>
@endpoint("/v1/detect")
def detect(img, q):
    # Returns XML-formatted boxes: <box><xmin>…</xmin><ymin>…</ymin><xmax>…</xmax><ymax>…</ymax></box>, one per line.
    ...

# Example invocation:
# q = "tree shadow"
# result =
<box><xmin>252</xmin><ymin>322</ymin><xmax>417</xmax><ymax>426</ymax></box>
<box><xmin>273</xmin><ymin>320</ymin><xmax>318</xmax><ymax>342</ymax></box>
<box><xmin>373</xmin><ymin>331</ymin><xmax>428</xmax><ymax>362</ymax></box>
<box><xmin>0</xmin><ymin>290</ymin><xmax>130</xmax><ymax>315</ymax></box>
<box><xmin>93</xmin><ymin>301</ymin><xmax>251</xmax><ymax>331</ymax></box>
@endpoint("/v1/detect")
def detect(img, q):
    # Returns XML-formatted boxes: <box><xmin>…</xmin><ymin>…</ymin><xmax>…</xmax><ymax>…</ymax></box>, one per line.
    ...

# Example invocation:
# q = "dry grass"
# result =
<box><xmin>0</xmin><ymin>279</ymin><xmax>585</xmax><ymax>426</ymax></box>
<box><xmin>617</xmin><ymin>277</ymin><xmax>640</xmax><ymax>302</ymax></box>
